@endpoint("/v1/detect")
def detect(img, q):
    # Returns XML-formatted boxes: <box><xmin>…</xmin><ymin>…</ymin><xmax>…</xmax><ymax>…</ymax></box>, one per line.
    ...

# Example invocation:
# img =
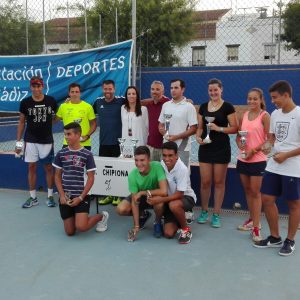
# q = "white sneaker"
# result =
<box><xmin>96</xmin><ymin>211</ymin><xmax>109</xmax><ymax>232</ymax></box>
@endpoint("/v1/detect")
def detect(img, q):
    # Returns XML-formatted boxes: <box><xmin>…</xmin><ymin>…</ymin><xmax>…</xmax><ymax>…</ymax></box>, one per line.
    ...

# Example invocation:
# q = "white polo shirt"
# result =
<box><xmin>158</xmin><ymin>98</ymin><xmax>197</xmax><ymax>151</ymax></box>
<box><xmin>161</xmin><ymin>158</ymin><xmax>197</xmax><ymax>203</ymax></box>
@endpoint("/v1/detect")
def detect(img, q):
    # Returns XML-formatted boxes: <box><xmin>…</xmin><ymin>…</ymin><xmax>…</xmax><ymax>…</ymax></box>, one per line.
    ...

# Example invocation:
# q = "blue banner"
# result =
<box><xmin>0</xmin><ymin>40</ymin><xmax>133</xmax><ymax>112</ymax></box>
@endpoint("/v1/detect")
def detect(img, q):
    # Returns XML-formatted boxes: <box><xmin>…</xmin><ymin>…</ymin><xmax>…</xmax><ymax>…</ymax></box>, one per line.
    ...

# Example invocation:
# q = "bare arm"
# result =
<box><xmin>16</xmin><ymin>113</ymin><xmax>25</xmax><ymax>141</ymax></box>
<box><xmin>147</xmin><ymin>190</ymin><xmax>184</xmax><ymax>206</ymax></box>
<box><xmin>81</xmin><ymin>119</ymin><xmax>97</xmax><ymax>142</ymax></box>
<box><xmin>54</xmin><ymin>168</ymin><xmax>67</xmax><ymax>205</ymax></box>
<box><xmin>209</xmin><ymin>112</ymin><xmax>238</xmax><ymax>134</ymax></box>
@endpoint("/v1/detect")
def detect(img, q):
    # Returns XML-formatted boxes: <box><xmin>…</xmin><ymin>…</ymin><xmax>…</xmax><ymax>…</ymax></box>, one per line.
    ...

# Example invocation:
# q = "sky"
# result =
<box><xmin>21</xmin><ymin>0</ymin><xmax>290</xmax><ymax>20</ymax></box>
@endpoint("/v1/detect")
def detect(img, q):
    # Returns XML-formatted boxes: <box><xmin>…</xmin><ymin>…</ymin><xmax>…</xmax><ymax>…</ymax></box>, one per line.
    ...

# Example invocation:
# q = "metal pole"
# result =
<box><xmin>271</xmin><ymin>8</ymin><xmax>275</xmax><ymax>65</ymax></box>
<box><xmin>116</xmin><ymin>8</ymin><xmax>118</xmax><ymax>43</ymax></box>
<box><xmin>132</xmin><ymin>0</ymin><xmax>136</xmax><ymax>86</ymax></box>
<box><xmin>42</xmin><ymin>0</ymin><xmax>47</xmax><ymax>53</ymax></box>
<box><xmin>84</xmin><ymin>0</ymin><xmax>88</xmax><ymax>47</ymax></box>
<box><xmin>67</xmin><ymin>0</ymin><xmax>70</xmax><ymax>50</ymax></box>
<box><xmin>277</xmin><ymin>0</ymin><xmax>283</xmax><ymax>65</ymax></box>
<box><xmin>99</xmin><ymin>14</ymin><xmax>102</xmax><ymax>45</ymax></box>
<box><xmin>25</xmin><ymin>0</ymin><xmax>29</xmax><ymax>54</ymax></box>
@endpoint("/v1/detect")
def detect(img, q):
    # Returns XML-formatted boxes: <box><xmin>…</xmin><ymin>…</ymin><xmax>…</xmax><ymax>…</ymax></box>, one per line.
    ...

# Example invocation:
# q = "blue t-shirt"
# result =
<box><xmin>52</xmin><ymin>147</ymin><xmax>96</xmax><ymax>198</ymax></box>
<box><xmin>93</xmin><ymin>96</ymin><xmax>125</xmax><ymax>145</ymax></box>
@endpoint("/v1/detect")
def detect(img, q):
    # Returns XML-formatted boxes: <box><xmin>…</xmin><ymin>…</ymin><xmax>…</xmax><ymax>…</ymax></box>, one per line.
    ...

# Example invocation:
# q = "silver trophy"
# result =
<box><xmin>163</xmin><ymin>113</ymin><xmax>172</xmax><ymax>140</ymax></box>
<box><xmin>239</xmin><ymin>131</ymin><xmax>248</xmax><ymax>159</ymax></box>
<box><xmin>203</xmin><ymin>116</ymin><xmax>215</xmax><ymax>144</ymax></box>
<box><xmin>15</xmin><ymin>141</ymin><xmax>24</xmax><ymax>158</ymax></box>
<box><xmin>118</xmin><ymin>138</ymin><xmax>126</xmax><ymax>158</ymax></box>
<box><xmin>64</xmin><ymin>191</ymin><xmax>73</xmax><ymax>205</ymax></box>
<box><xmin>131</xmin><ymin>138</ymin><xmax>139</xmax><ymax>158</ymax></box>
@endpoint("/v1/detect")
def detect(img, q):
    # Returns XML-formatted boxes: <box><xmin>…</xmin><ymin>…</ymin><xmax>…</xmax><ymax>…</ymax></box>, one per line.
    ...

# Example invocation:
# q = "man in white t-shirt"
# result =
<box><xmin>147</xmin><ymin>141</ymin><xmax>197</xmax><ymax>244</ymax></box>
<box><xmin>158</xmin><ymin>79</ymin><xmax>197</xmax><ymax>167</ymax></box>
<box><xmin>253</xmin><ymin>80</ymin><xmax>300</xmax><ymax>256</ymax></box>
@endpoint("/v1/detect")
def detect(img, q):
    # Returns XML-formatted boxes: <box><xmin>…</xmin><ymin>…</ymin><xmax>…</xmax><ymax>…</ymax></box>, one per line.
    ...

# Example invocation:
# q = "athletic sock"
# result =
<box><xmin>30</xmin><ymin>190</ymin><xmax>36</xmax><ymax>199</ymax></box>
<box><xmin>48</xmin><ymin>189</ymin><xmax>53</xmax><ymax>197</ymax></box>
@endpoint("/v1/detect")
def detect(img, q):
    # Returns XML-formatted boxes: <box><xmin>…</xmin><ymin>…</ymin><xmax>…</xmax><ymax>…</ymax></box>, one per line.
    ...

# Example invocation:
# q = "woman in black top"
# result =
<box><xmin>196</xmin><ymin>78</ymin><xmax>238</xmax><ymax>228</ymax></box>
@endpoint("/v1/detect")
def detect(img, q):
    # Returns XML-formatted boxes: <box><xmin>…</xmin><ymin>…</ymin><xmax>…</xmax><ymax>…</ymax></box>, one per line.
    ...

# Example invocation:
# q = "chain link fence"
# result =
<box><xmin>0</xmin><ymin>0</ymin><xmax>299</xmax><ymax>164</ymax></box>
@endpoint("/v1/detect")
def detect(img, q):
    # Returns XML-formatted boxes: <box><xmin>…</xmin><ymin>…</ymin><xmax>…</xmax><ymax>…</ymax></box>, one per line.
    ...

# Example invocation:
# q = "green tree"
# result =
<box><xmin>0</xmin><ymin>1</ymin><xmax>43</xmax><ymax>55</ymax></box>
<box><xmin>86</xmin><ymin>0</ymin><xmax>197</xmax><ymax>66</ymax></box>
<box><xmin>281</xmin><ymin>1</ymin><xmax>300</xmax><ymax>55</ymax></box>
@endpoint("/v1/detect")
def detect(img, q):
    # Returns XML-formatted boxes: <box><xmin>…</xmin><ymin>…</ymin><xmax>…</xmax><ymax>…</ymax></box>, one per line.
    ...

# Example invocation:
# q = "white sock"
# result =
<box><xmin>48</xmin><ymin>189</ymin><xmax>53</xmax><ymax>197</ymax></box>
<box><xmin>30</xmin><ymin>190</ymin><xmax>36</xmax><ymax>199</ymax></box>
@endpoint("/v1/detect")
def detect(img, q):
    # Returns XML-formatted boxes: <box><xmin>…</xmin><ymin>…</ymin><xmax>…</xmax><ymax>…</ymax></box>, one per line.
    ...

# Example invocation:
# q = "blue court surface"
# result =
<box><xmin>0</xmin><ymin>188</ymin><xmax>299</xmax><ymax>300</ymax></box>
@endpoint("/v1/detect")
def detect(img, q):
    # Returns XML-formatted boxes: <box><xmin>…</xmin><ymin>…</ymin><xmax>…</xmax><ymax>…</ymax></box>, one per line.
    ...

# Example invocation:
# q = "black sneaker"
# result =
<box><xmin>178</xmin><ymin>227</ymin><xmax>192</xmax><ymax>244</ymax></box>
<box><xmin>253</xmin><ymin>235</ymin><xmax>283</xmax><ymax>248</ymax></box>
<box><xmin>139</xmin><ymin>211</ymin><xmax>152</xmax><ymax>229</ymax></box>
<box><xmin>279</xmin><ymin>239</ymin><xmax>295</xmax><ymax>256</ymax></box>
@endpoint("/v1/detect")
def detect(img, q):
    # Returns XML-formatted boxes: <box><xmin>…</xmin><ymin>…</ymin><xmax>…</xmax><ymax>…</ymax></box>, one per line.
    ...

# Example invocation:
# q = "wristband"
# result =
<box><xmin>79</xmin><ymin>195</ymin><xmax>83</xmax><ymax>201</ymax></box>
<box><xmin>147</xmin><ymin>190</ymin><xmax>152</xmax><ymax>198</ymax></box>
<box><xmin>219</xmin><ymin>127</ymin><xmax>224</xmax><ymax>133</ymax></box>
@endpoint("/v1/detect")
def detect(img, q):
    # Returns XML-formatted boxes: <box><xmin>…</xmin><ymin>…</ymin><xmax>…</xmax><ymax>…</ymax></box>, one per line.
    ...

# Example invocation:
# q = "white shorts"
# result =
<box><xmin>24</xmin><ymin>143</ymin><xmax>54</xmax><ymax>163</ymax></box>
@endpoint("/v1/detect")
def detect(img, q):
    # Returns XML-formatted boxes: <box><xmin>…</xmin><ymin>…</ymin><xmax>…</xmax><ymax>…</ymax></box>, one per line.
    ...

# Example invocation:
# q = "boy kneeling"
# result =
<box><xmin>53</xmin><ymin>122</ymin><xmax>108</xmax><ymax>236</ymax></box>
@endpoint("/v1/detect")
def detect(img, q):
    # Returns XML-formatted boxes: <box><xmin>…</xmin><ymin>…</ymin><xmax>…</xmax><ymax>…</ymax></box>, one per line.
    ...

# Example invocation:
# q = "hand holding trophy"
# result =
<box><xmin>238</xmin><ymin>131</ymin><xmax>248</xmax><ymax>159</ymax></box>
<box><xmin>163</xmin><ymin>113</ymin><xmax>172</xmax><ymax>140</ymax></box>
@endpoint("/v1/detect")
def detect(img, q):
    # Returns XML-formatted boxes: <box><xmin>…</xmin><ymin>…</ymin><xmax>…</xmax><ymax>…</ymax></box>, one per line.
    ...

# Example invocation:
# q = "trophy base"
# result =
<box><xmin>203</xmin><ymin>139</ymin><xmax>212</xmax><ymax>144</ymax></box>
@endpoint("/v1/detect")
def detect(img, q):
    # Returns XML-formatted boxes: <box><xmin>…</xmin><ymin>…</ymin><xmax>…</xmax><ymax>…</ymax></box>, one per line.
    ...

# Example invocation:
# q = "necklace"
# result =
<box><xmin>210</xmin><ymin>100</ymin><xmax>221</xmax><ymax>111</ymax></box>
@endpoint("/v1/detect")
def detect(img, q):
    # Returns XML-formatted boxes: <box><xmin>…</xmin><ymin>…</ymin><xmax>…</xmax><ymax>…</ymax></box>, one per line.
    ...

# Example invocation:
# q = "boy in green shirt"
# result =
<box><xmin>117</xmin><ymin>146</ymin><xmax>167</xmax><ymax>241</ymax></box>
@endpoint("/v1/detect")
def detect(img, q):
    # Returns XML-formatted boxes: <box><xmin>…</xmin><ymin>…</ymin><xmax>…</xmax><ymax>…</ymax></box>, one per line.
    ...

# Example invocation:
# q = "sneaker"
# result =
<box><xmin>211</xmin><ymin>213</ymin><xmax>221</xmax><ymax>228</ymax></box>
<box><xmin>178</xmin><ymin>227</ymin><xmax>192</xmax><ymax>244</ymax></box>
<box><xmin>153</xmin><ymin>222</ymin><xmax>163</xmax><ymax>238</ymax></box>
<box><xmin>185</xmin><ymin>211</ymin><xmax>194</xmax><ymax>225</ymax></box>
<box><xmin>22</xmin><ymin>197</ymin><xmax>39</xmax><ymax>208</ymax></box>
<box><xmin>96</xmin><ymin>211</ymin><xmax>109</xmax><ymax>232</ymax></box>
<box><xmin>253</xmin><ymin>235</ymin><xmax>283</xmax><ymax>248</ymax></box>
<box><xmin>251</xmin><ymin>227</ymin><xmax>262</xmax><ymax>242</ymax></box>
<box><xmin>46</xmin><ymin>196</ymin><xmax>56</xmax><ymax>207</ymax></box>
<box><xmin>98</xmin><ymin>196</ymin><xmax>113</xmax><ymax>205</ymax></box>
<box><xmin>139</xmin><ymin>210</ymin><xmax>152</xmax><ymax>229</ymax></box>
<box><xmin>237</xmin><ymin>218</ymin><xmax>253</xmax><ymax>231</ymax></box>
<box><xmin>112</xmin><ymin>197</ymin><xmax>122</xmax><ymax>206</ymax></box>
<box><xmin>197</xmin><ymin>210</ymin><xmax>209</xmax><ymax>224</ymax></box>
<box><xmin>279</xmin><ymin>239</ymin><xmax>295</xmax><ymax>256</ymax></box>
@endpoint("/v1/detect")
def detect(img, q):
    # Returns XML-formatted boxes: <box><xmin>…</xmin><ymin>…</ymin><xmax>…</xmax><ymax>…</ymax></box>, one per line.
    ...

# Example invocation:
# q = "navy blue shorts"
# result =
<box><xmin>236</xmin><ymin>160</ymin><xmax>266</xmax><ymax>176</ymax></box>
<box><xmin>261</xmin><ymin>171</ymin><xmax>300</xmax><ymax>201</ymax></box>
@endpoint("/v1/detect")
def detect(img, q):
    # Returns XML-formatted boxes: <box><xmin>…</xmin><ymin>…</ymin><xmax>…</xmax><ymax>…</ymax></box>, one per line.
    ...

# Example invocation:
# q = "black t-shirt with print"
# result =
<box><xmin>19</xmin><ymin>95</ymin><xmax>57</xmax><ymax>143</ymax></box>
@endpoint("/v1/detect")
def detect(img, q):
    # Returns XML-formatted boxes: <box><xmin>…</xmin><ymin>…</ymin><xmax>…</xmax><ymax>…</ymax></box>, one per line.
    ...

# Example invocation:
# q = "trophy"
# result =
<box><xmin>163</xmin><ymin>113</ymin><xmax>172</xmax><ymax>140</ymax></box>
<box><xmin>64</xmin><ymin>191</ymin><xmax>73</xmax><ymax>205</ymax></box>
<box><xmin>15</xmin><ymin>141</ymin><xmax>24</xmax><ymax>158</ymax></box>
<box><xmin>203</xmin><ymin>116</ymin><xmax>215</xmax><ymax>144</ymax></box>
<box><xmin>238</xmin><ymin>131</ymin><xmax>248</xmax><ymax>159</ymax></box>
<box><xmin>130</xmin><ymin>138</ymin><xmax>139</xmax><ymax>158</ymax></box>
<box><xmin>118</xmin><ymin>138</ymin><xmax>126</xmax><ymax>158</ymax></box>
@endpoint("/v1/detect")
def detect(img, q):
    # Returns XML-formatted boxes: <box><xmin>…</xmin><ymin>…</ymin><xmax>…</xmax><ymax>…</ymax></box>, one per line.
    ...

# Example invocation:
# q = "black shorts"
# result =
<box><xmin>236</xmin><ymin>160</ymin><xmax>266</xmax><ymax>176</ymax></box>
<box><xmin>164</xmin><ymin>196</ymin><xmax>195</xmax><ymax>224</ymax></box>
<box><xmin>59</xmin><ymin>196</ymin><xmax>90</xmax><ymax>220</ymax></box>
<box><xmin>125</xmin><ymin>195</ymin><xmax>153</xmax><ymax>210</ymax></box>
<box><xmin>99</xmin><ymin>144</ymin><xmax>120</xmax><ymax>157</ymax></box>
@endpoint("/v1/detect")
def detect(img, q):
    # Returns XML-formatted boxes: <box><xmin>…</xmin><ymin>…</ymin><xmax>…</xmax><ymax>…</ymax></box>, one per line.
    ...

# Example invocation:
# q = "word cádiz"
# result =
<box><xmin>0</xmin><ymin>87</ymin><xmax>28</xmax><ymax>102</ymax></box>
<box><xmin>103</xmin><ymin>168</ymin><xmax>128</xmax><ymax>177</ymax></box>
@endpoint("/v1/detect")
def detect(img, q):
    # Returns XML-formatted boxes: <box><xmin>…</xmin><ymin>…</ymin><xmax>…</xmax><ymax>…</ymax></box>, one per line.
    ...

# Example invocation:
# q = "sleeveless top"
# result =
<box><xmin>238</xmin><ymin>110</ymin><xmax>267</xmax><ymax>163</ymax></box>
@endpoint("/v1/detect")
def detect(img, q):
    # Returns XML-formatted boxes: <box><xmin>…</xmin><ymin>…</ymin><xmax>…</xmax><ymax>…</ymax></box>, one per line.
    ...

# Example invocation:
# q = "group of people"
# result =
<box><xmin>15</xmin><ymin>76</ymin><xmax>300</xmax><ymax>255</ymax></box>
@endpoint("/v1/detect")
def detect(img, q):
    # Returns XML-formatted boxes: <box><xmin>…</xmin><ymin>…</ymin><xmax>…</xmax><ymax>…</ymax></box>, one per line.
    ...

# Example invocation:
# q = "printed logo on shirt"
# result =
<box><xmin>173</xmin><ymin>176</ymin><xmax>177</xmax><ymax>184</ymax></box>
<box><xmin>275</xmin><ymin>122</ymin><xmax>289</xmax><ymax>142</ymax></box>
<box><xmin>100</xmin><ymin>105</ymin><xmax>104</xmax><ymax>109</ymax></box>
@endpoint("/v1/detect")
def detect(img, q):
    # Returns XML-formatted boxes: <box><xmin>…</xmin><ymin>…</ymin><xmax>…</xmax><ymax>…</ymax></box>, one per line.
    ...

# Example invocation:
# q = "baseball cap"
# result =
<box><xmin>30</xmin><ymin>76</ymin><xmax>44</xmax><ymax>86</ymax></box>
